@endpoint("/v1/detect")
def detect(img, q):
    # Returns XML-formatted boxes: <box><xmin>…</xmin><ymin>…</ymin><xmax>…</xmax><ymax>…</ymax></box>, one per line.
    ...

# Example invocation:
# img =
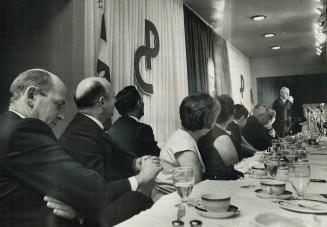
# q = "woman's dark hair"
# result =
<box><xmin>216</xmin><ymin>94</ymin><xmax>234</xmax><ymax>124</ymax></box>
<box><xmin>179</xmin><ymin>93</ymin><xmax>220</xmax><ymax>131</ymax></box>
<box><xmin>115</xmin><ymin>86</ymin><xmax>141</xmax><ymax>115</ymax></box>
<box><xmin>234</xmin><ymin>104</ymin><xmax>249</xmax><ymax>120</ymax></box>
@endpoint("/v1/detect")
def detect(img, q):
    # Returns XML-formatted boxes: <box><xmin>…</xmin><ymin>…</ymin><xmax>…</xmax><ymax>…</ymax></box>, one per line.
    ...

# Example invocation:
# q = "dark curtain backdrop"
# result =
<box><xmin>184</xmin><ymin>5</ymin><xmax>214</xmax><ymax>94</ymax></box>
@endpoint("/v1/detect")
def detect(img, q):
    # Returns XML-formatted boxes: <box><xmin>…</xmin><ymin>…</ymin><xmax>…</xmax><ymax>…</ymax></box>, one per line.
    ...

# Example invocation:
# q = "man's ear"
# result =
<box><xmin>26</xmin><ymin>86</ymin><xmax>37</xmax><ymax>108</ymax></box>
<box><xmin>99</xmin><ymin>96</ymin><xmax>105</xmax><ymax>107</ymax></box>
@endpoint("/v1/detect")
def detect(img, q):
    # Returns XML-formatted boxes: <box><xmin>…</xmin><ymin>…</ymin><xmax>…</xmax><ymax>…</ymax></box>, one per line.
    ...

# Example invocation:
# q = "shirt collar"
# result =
<box><xmin>233</xmin><ymin>120</ymin><xmax>238</xmax><ymax>125</ymax></box>
<box><xmin>81</xmin><ymin>113</ymin><xmax>104</xmax><ymax>130</ymax></box>
<box><xmin>9</xmin><ymin>109</ymin><xmax>26</xmax><ymax>118</ymax></box>
<box><xmin>129</xmin><ymin>115</ymin><xmax>140</xmax><ymax>122</ymax></box>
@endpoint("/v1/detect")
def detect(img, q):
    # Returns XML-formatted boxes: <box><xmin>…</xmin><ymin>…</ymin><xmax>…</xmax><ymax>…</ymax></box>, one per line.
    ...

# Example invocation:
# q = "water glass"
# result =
<box><xmin>271</xmin><ymin>139</ymin><xmax>280</xmax><ymax>153</ymax></box>
<box><xmin>264</xmin><ymin>155</ymin><xmax>280</xmax><ymax>178</ymax></box>
<box><xmin>283</xmin><ymin>147</ymin><xmax>298</xmax><ymax>166</ymax></box>
<box><xmin>173</xmin><ymin>167</ymin><xmax>194</xmax><ymax>205</ymax></box>
<box><xmin>288</xmin><ymin>163</ymin><xmax>311</xmax><ymax>199</ymax></box>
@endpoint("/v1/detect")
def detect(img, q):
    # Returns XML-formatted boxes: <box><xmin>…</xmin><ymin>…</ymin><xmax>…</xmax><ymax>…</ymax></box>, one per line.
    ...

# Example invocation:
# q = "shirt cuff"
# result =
<box><xmin>128</xmin><ymin>176</ymin><xmax>138</xmax><ymax>191</ymax></box>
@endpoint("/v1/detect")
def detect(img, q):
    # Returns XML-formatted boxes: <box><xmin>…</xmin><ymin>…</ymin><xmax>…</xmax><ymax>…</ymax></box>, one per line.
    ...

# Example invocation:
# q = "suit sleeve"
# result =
<box><xmin>4</xmin><ymin>119</ymin><xmax>131</xmax><ymax>217</ymax></box>
<box><xmin>136</xmin><ymin>124</ymin><xmax>160</xmax><ymax>156</ymax></box>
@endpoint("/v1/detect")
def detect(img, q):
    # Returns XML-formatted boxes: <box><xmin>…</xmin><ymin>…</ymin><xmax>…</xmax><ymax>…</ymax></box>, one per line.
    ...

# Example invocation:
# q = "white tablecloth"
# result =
<box><xmin>116</xmin><ymin>148</ymin><xmax>327</xmax><ymax>227</ymax></box>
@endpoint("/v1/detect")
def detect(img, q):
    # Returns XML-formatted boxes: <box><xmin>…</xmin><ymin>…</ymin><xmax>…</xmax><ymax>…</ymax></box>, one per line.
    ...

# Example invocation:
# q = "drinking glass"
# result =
<box><xmin>288</xmin><ymin>163</ymin><xmax>311</xmax><ymax>199</ymax></box>
<box><xmin>312</xmin><ymin>132</ymin><xmax>321</xmax><ymax>145</ymax></box>
<box><xmin>173</xmin><ymin>167</ymin><xmax>194</xmax><ymax>206</ymax></box>
<box><xmin>271</xmin><ymin>139</ymin><xmax>280</xmax><ymax>153</ymax></box>
<box><xmin>283</xmin><ymin>146</ymin><xmax>298</xmax><ymax>167</ymax></box>
<box><xmin>264</xmin><ymin>155</ymin><xmax>280</xmax><ymax>178</ymax></box>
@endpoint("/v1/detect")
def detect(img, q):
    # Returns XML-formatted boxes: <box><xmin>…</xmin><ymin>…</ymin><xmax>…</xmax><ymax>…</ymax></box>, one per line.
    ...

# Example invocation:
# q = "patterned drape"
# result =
<box><xmin>85</xmin><ymin>0</ymin><xmax>189</xmax><ymax>143</ymax></box>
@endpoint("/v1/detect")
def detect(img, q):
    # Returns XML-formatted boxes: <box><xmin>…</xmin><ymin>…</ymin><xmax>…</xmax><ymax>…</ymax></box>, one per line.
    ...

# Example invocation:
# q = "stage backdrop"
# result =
<box><xmin>85</xmin><ymin>0</ymin><xmax>188</xmax><ymax>143</ymax></box>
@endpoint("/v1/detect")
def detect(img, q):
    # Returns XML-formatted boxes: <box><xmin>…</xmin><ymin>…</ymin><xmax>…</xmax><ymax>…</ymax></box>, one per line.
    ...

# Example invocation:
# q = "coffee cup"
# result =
<box><xmin>201</xmin><ymin>193</ymin><xmax>231</xmax><ymax>212</ymax></box>
<box><xmin>252</xmin><ymin>166</ymin><xmax>267</xmax><ymax>176</ymax></box>
<box><xmin>260</xmin><ymin>180</ymin><xmax>286</xmax><ymax>195</ymax></box>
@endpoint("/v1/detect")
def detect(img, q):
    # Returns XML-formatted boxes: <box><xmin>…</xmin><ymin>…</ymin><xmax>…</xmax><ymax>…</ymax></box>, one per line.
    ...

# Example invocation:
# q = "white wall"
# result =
<box><xmin>250</xmin><ymin>52</ymin><xmax>327</xmax><ymax>104</ymax></box>
<box><xmin>227</xmin><ymin>42</ymin><xmax>253</xmax><ymax>111</ymax></box>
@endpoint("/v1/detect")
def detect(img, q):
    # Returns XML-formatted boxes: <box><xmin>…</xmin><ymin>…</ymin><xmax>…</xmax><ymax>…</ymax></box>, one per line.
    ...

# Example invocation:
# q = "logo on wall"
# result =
<box><xmin>134</xmin><ymin>19</ymin><xmax>160</xmax><ymax>94</ymax></box>
<box><xmin>240</xmin><ymin>74</ymin><xmax>245</xmax><ymax>98</ymax></box>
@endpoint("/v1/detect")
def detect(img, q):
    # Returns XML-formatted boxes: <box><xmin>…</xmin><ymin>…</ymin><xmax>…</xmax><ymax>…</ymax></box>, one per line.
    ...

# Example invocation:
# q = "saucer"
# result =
<box><xmin>248</xmin><ymin>173</ymin><xmax>270</xmax><ymax>179</ymax></box>
<box><xmin>254</xmin><ymin>213</ymin><xmax>306</xmax><ymax>227</ymax></box>
<box><xmin>255</xmin><ymin>189</ymin><xmax>293</xmax><ymax>199</ymax></box>
<box><xmin>194</xmin><ymin>204</ymin><xmax>240</xmax><ymax>219</ymax></box>
<box><xmin>279</xmin><ymin>199</ymin><xmax>327</xmax><ymax>214</ymax></box>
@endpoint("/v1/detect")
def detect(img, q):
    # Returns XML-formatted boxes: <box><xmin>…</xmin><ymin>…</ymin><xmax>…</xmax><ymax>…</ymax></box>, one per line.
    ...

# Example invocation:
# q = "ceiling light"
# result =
<box><xmin>251</xmin><ymin>15</ymin><xmax>266</xmax><ymax>21</ymax></box>
<box><xmin>271</xmin><ymin>46</ymin><xmax>281</xmax><ymax>50</ymax></box>
<box><xmin>263</xmin><ymin>33</ymin><xmax>276</xmax><ymax>38</ymax></box>
<box><xmin>315</xmin><ymin>8</ymin><xmax>323</xmax><ymax>14</ymax></box>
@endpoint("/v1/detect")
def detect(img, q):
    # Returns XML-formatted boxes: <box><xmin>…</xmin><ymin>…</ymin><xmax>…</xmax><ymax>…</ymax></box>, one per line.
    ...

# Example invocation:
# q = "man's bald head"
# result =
<box><xmin>10</xmin><ymin>68</ymin><xmax>64</xmax><ymax>102</ymax></box>
<box><xmin>9</xmin><ymin>68</ymin><xmax>67</xmax><ymax>128</ymax></box>
<box><xmin>74</xmin><ymin>77</ymin><xmax>113</xmax><ymax>109</ymax></box>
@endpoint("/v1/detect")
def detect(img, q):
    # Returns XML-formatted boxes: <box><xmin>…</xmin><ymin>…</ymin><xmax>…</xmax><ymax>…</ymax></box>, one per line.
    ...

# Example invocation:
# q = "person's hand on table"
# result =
<box><xmin>44</xmin><ymin>195</ymin><xmax>78</xmax><ymax>220</ymax></box>
<box><xmin>135</xmin><ymin>156</ymin><xmax>162</xmax><ymax>187</ymax></box>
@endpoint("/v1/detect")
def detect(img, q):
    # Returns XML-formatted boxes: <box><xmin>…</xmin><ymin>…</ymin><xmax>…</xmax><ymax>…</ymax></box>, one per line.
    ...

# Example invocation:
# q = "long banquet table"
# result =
<box><xmin>116</xmin><ymin>144</ymin><xmax>327</xmax><ymax>227</ymax></box>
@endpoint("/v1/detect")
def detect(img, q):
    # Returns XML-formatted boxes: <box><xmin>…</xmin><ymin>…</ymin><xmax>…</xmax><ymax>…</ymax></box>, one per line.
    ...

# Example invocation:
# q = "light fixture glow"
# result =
<box><xmin>251</xmin><ymin>15</ymin><xmax>266</xmax><ymax>21</ymax></box>
<box><xmin>263</xmin><ymin>33</ymin><xmax>276</xmax><ymax>38</ymax></box>
<box><xmin>271</xmin><ymin>46</ymin><xmax>281</xmax><ymax>50</ymax></box>
<box><xmin>315</xmin><ymin>8</ymin><xmax>322</xmax><ymax>14</ymax></box>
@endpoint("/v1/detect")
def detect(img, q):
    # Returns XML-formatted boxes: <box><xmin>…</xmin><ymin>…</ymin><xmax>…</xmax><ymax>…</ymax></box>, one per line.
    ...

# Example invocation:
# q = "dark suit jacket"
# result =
<box><xmin>60</xmin><ymin>113</ymin><xmax>136</xmax><ymax>181</ymax></box>
<box><xmin>272</xmin><ymin>98</ymin><xmax>293</xmax><ymax>137</ymax></box>
<box><xmin>108</xmin><ymin>115</ymin><xmax>160</xmax><ymax>157</ymax></box>
<box><xmin>0</xmin><ymin>112</ymin><xmax>130</xmax><ymax>227</ymax></box>
<box><xmin>242</xmin><ymin>116</ymin><xmax>272</xmax><ymax>151</ymax></box>
<box><xmin>198</xmin><ymin>125</ymin><xmax>243</xmax><ymax>180</ymax></box>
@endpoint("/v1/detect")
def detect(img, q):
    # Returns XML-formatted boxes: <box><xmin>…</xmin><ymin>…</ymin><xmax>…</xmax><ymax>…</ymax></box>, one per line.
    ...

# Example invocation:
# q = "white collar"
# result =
<box><xmin>233</xmin><ymin>120</ymin><xmax>238</xmax><ymax>125</ymax></box>
<box><xmin>81</xmin><ymin>113</ymin><xmax>104</xmax><ymax>130</ymax></box>
<box><xmin>129</xmin><ymin>115</ymin><xmax>140</xmax><ymax>122</ymax></box>
<box><xmin>9</xmin><ymin>109</ymin><xmax>26</xmax><ymax>118</ymax></box>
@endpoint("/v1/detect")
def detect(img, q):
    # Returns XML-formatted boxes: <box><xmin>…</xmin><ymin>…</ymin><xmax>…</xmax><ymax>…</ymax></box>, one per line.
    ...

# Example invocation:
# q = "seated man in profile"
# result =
<box><xmin>60</xmin><ymin>77</ymin><xmax>158</xmax><ymax>181</ymax></box>
<box><xmin>108</xmin><ymin>86</ymin><xmax>160</xmax><ymax>158</ymax></box>
<box><xmin>0</xmin><ymin>69</ymin><xmax>161</xmax><ymax>227</ymax></box>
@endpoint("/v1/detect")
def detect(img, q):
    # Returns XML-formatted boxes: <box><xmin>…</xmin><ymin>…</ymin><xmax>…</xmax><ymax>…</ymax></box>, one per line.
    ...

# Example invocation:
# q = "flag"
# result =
<box><xmin>97</xmin><ymin>13</ymin><xmax>110</xmax><ymax>81</ymax></box>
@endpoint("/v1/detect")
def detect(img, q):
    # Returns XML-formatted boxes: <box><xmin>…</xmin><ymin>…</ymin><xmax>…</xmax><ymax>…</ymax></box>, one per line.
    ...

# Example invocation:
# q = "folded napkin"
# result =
<box><xmin>234</xmin><ymin>153</ymin><xmax>264</xmax><ymax>174</ymax></box>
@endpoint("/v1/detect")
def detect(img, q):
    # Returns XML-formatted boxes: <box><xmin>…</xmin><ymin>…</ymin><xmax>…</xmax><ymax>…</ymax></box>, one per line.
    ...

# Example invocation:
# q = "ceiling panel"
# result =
<box><xmin>184</xmin><ymin>0</ymin><xmax>321</xmax><ymax>58</ymax></box>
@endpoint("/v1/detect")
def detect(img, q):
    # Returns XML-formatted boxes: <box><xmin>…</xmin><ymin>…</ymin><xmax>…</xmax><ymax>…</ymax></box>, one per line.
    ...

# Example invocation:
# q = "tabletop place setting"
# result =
<box><xmin>242</xmin><ymin>133</ymin><xmax>327</xmax><ymax>215</ymax></box>
<box><xmin>116</xmin><ymin>133</ymin><xmax>327</xmax><ymax>227</ymax></box>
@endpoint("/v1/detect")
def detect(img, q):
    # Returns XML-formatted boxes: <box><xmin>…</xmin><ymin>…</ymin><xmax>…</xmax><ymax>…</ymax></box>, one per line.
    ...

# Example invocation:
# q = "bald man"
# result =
<box><xmin>0</xmin><ymin>70</ymin><xmax>161</xmax><ymax>227</ymax></box>
<box><xmin>59</xmin><ymin>77</ymin><xmax>160</xmax><ymax>225</ymax></box>
<box><xmin>272</xmin><ymin>86</ymin><xmax>294</xmax><ymax>137</ymax></box>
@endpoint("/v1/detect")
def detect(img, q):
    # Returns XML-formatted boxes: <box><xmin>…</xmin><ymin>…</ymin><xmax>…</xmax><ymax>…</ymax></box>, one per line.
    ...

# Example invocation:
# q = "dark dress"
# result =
<box><xmin>226</xmin><ymin>121</ymin><xmax>242</xmax><ymax>159</ymax></box>
<box><xmin>272</xmin><ymin>98</ymin><xmax>293</xmax><ymax>137</ymax></box>
<box><xmin>198</xmin><ymin>125</ymin><xmax>243</xmax><ymax>180</ymax></box>
<box><xmin>0</xmin><ymin>111</ymin><xmax>131</xmax><ymax>227</ymax></box>
<box><xmin>108</xmin><ymin>115</ymin><xmax>160</xmax><ymax>157</ymax></box>
<box><xmin>242</xmin><ymin>116</ymin><xmax>272</xmax><ymax>151</ymax></box>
